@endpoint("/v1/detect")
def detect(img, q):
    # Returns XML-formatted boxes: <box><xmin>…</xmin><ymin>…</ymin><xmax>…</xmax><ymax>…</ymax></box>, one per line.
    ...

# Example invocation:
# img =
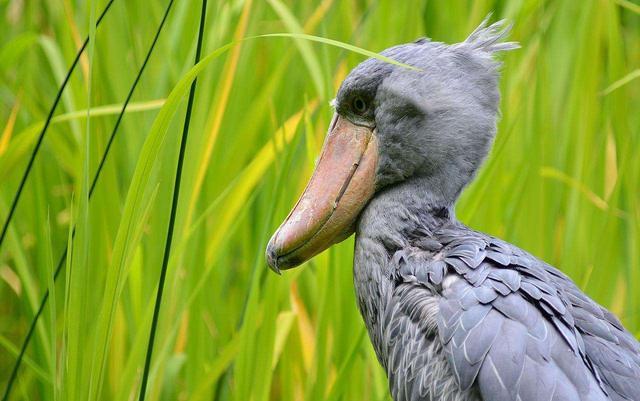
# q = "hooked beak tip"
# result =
<box><xmin>265</xmin><ymin>242</ymin><xmax>282</xmax><ymax>275</ymax></box>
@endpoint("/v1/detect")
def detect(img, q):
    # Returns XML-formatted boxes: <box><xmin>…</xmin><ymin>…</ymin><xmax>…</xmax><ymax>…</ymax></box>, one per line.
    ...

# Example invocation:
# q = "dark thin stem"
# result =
<box><xmin>137</xmin><ymin>1</ymin><xmax>208</xmax><ymax>400</ymax></box>
<box><xmin>0</xmin><ymin>0</ymin><xmax>115</xmax><ymax>252</ymax></box>
<box><xmin>1</xmin><ymin>1</ymin><xmax>116</xmax><ymax>398</ymax></box>
<box><xmin>90</xmin><ymin>0</ymin><xmax>176</xmax><ymax>195</ymax></box>
<box><xmin>1</xmin><ymin>1</ymin><xmax>176</xmax><ymax>399</ymax></box>
<box><xmin>1</xmin><ymin>249</ymin><xmax>65</xmax><ymax>401</ymax></box>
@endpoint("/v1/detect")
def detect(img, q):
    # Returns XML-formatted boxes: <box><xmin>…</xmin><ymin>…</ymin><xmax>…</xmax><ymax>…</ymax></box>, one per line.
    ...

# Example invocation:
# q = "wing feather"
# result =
<box><xmin>383</xmin><ymin>223</ymin><xmax>640</xmax><ymax>400</ymax></box>
<box><xmin>388</xmin><ymin>223</ymin><xmax>640</xmax><ymax>400</ymax></box>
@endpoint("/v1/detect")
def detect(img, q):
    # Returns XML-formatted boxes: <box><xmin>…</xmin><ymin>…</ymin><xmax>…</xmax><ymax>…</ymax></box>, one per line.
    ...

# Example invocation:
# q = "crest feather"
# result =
<box><xmin>463</xmin><ymin>15</ymin><xmax>520</xmax><ymax>54</ymax></box>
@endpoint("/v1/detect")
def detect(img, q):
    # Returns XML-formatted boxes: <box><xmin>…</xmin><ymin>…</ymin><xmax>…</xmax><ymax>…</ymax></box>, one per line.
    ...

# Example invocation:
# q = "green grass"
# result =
<box><xmin>1</xmin><ymin>0</ymin><xmax>639</xmax><ymax>400</ymax></box>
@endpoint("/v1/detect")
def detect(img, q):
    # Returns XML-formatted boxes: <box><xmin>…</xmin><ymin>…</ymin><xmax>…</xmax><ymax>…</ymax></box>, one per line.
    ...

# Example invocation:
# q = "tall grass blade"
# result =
<box><xmin>1</xmin><ymin>1</ymin><xmax>174</xmax><ymax>398</ymax></box>
<box><xmin>0</xmin><ymin>2</ymin><xmax>117</xmax><ymax>399</ymax></box>
<box><xmin>615</xmin><ymin>0</ymin><xmax>640</xmax><ymax>14</ymax></box>
<box><xmin>137</xmin><ymin>1</ymin><xmax>207</xmax><ymax>399</ymax></box>
<box><xmin>184</xmin><ymin>0</ymin><xmax>253</xmax><ymax>229</ymax></box>
<box><xmin>602</xmin><ymin>69</ymin><xmax>640</xmax><ymax>96</ymax></box>
<box><xmin>256</xmin><ymin>33</ymin><xmax>420</xmax><ymax>70</ymax></box>
<box><xmin>267</xmin><ymin>0</ymin><xmax>326</xmax><ymax>97</ymax></box>
<box><xmin>0</xmin><ymin>0</ymin><xmax>116</xmax><ymax>254</ymax></box>
<box><xmin>88</xmin><ymin>0</ymin><xmax>175</xmax><ymax>196</ymax></box>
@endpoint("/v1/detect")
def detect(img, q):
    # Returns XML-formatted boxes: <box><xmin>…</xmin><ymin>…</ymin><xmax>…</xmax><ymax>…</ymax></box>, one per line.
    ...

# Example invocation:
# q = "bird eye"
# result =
<box><xmin>352</xmin><ymin>96</ymin><xmax>367</xmax><ymax>114</ymax></box>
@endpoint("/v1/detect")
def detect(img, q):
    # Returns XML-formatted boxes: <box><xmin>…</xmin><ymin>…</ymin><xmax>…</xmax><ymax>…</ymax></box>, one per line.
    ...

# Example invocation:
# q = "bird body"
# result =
<box><xmin>354</xmin><ymin>182</ymin><xmax>639</xmax><ymax>400</ymax></box>
<box><xmin>266</xmin><ymin>18</ymin><xmax>640</xmax><ymax>401</ymax></box>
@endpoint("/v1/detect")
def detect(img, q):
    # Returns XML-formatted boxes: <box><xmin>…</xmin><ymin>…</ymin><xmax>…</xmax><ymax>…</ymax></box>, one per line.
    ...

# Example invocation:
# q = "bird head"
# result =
<box><xmin>266</xmin><ymin>18</ymin><xmax>518</xmax><ymax>272</ymax></box>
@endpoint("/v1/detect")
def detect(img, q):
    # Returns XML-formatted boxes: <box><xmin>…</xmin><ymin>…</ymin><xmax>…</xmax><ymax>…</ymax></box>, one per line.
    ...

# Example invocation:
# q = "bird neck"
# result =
<box><xmin>356</xmin><ymin>176</ymin><xmax>456</xmax><ymax>257</ymax></box>
<box><xmin>353</xmin><ymin>177</ymin><xmax>456</xmax><ymax>360</ymax></box>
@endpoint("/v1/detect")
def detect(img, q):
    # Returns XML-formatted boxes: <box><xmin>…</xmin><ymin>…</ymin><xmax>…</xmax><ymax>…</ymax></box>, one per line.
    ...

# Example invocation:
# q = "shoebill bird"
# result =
<box><xmin>266</xmin><ymin>19</ymin><xmax>640</xmax><ymax>401</ymax></box>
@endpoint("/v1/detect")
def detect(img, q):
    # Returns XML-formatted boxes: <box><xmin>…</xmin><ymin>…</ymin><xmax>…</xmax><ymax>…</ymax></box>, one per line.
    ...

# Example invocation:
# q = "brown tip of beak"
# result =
<box><xmin>266</xmin><ymin>114</ymin><xmax>378</xmax><ymax>272</ymax></box>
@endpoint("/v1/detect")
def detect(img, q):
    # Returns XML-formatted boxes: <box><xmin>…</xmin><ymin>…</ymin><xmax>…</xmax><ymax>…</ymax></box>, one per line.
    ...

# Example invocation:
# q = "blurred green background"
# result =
<box><xmin>0</xmin><ymin>0</ymin><xmax>639</xmax><ymax>400</ymax></box>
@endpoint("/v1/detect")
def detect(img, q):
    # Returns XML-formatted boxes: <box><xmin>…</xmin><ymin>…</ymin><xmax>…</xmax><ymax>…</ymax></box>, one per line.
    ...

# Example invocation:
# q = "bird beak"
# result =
<box><xmin>266</xmin><ymin>113</ymin><xmax>378</xmax><ymax>273</ymax></box>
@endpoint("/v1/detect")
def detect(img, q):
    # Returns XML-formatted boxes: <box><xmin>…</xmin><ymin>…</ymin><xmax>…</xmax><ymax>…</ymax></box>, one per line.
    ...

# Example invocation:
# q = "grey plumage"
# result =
<box><xmin>355</xmin><ymin>193</ymin><xmax>640</xmax><ymax>401</ymax></box>
<box><xmin>343</xmin><ymin>18</ymin><xmax>640</xmax><ymax>401</ymax></box>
